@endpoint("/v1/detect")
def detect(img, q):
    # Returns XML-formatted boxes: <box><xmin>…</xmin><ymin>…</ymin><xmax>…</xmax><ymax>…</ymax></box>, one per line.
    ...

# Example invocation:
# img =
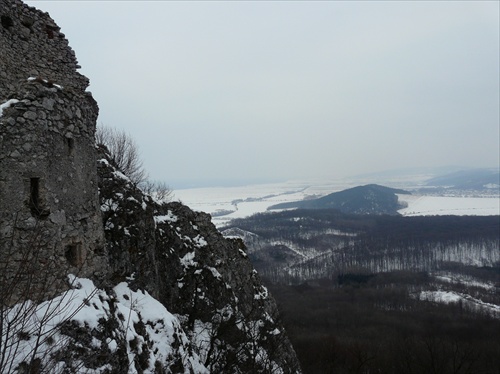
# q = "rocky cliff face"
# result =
<box><xmin>0</xmin><ymin>1</ymin><xmax>301</xmax><ymax>372</ymax></box>
<box><xmin>97</xmin><ymin>149</ymin><xmax>301</xmax><ymax>372</ymax></box>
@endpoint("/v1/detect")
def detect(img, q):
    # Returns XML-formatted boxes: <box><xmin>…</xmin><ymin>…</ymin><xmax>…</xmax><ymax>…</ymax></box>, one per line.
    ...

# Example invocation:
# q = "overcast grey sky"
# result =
<box><xmin>27</xmin><ymin>1</ymin><xmax>499</xmax><ymax>188</ymax></box>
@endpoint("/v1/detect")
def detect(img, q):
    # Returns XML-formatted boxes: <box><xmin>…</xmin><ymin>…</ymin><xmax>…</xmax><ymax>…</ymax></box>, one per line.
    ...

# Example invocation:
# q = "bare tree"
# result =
<box><xmin>95</xmin><ymin>125</ymin><xmax>147</xmax><ymax>185</ymax></box>
<box><xmin>139</xmin><ymin>179</ymin><xmax>173</xmax><ymax>202</ymax></box>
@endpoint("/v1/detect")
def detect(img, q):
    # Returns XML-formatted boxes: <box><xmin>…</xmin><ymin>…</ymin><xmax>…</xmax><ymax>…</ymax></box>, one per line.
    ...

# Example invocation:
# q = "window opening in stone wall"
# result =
<box><xmin>29</xmin><ymin>177</ymin><xmax>49</xmax><ymax>218</ymax></box>
<box><xmin>30</xmin><ymin>177</ymin><xmax>40</xmax><ymax>213</ymax></box>
<box><xmin>1</xmin><ymin>15</ymin><xmax>13</xmax><ymax>29</ymax></box>
<box><xmin>65</xmin><ymin>244</ymin><xmax>83</xmax><ymax>267</ymax></box>
<box><xmin>66</xmin><ymin>137</ymin><xmax>74</xmax><ymax>156</ymax></box>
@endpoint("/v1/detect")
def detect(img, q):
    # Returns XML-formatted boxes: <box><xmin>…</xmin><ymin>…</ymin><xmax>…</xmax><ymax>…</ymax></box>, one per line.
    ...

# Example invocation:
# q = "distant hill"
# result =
<box><xmin>268</xmin><ymin>184</ymin><xmax>410</xmax><ymax>215</ymax></box>
<box><xmin>425</xmin><ymin>168</ymin><xmax>500</xmax><ymax>190</ymax></box>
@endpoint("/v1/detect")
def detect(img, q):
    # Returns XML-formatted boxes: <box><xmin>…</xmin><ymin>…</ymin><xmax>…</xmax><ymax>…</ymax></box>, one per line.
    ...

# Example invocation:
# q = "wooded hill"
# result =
<box><xmin>268</xmin><ymin>184</ymin><xmax>410</xmax><ymax>215</ymax></box>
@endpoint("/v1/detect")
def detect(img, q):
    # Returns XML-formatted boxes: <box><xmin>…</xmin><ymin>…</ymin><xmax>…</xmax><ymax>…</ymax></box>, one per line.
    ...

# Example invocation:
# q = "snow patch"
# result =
<box><xmin>28</xmin><ymin>76</ymin><xmax>63</xmax><ymax>89</ymax></box>
<box><xmin>417</xmin><ymin>290</ymin><xmax>500</xmax><ymax>317</ymax></box>
<box><xmin>192</xmin><ymin>235</ymin><xmax>208</xmax><ymax>248</ymax></box>
<box><xmin>238</xmin><ymin>248</ymin><xmax>248</xmax><ymax>258</ymax></box>
<box><xmin>0</xmin><ymin>99</ymin><xmax>20</xmax><ymax>117</ymax></box>
<box><xmin>207</xmin><ymin>267</ymin><xmax>222</xmax><ymax>280</ymax></box>
<box><xmin>180</xmin><ymin>251</ymin><xmax>197</xmax><ymax>268</ymax></box>
<box><xmin>397</xmin><ymin>194</ymin><xmax>500</xmax><ymax>216</ymax></box>
<box><xmin>1</xmin><ymin>276</ymin><xmax>210</xmax><ymax>372</ymax></box>
<box><xmin>112</xmin><ymin>170</ymin><xmax>130</xmax><ymax>183</ymax></box>
<box><xmin>254</xmin><ymin>285</ymin><xmax>269</xmax><ymax>300</ymax></box>
<box><xmin>154</xmin><ymin>210</ymin><xmax>178</xmax><ymax>225</ymax></box>
<box><xmin>101</xmin><ymin>198</ymin><xmax>119</xmax><ymax>212</ymax></box>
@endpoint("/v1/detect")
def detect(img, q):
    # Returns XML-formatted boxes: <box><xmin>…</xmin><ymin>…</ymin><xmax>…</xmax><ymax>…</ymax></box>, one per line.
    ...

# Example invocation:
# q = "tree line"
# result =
<box><xmin>268</xmin><ymin>270</ymin><xmax>500</xmax><ymax>374</ymax></box>
<box><xmin>224</xmin><ymin>210</ymin><xmax>499</xmax><ymax>284</ymax></box>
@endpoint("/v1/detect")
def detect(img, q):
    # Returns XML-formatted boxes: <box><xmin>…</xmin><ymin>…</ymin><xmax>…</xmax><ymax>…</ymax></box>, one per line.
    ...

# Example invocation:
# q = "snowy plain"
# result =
<box><xmin>173</xmin><ymin>177</ymin><xmax>500</xmax><ymax>227</ymax></box>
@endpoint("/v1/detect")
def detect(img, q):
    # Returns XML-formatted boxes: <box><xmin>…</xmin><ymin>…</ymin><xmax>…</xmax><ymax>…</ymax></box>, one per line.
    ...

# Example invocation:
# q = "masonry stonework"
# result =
<box><xmin>0</xmin><ymin>0</ymin><xmax>105</xmax><ymax>303</ymax></box>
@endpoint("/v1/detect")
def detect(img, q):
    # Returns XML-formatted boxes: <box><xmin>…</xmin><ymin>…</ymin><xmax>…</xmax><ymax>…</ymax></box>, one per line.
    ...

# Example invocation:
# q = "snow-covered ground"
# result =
<box><xmin>1</xmin><ymin>275</ymin><xmax>208</xmax><ymax>373</ymax></box>
<box><xmin>173</xmin><ymin>179</ymin><xmax>500</xmax><ymax>227</ymax></box>
<box><xmin>397</xmin><ymin>194</ymin><xmax>500</xmax><ymax>216</ymax></box>
<box><xmin>416</xmin><ymin>289</ymin><xmax>500</xmax><ymax>317</ymax></box>
<box><xmin>173</xmin><ymin>179</ymin><xmax>354</xmax><ymax>227</ymax></box>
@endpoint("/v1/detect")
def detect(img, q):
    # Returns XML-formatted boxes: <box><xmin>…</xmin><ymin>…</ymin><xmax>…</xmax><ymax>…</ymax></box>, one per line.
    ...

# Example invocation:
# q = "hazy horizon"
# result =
<box><xmin>26</xmin><ymin>1</ymin><xmax>500</xmax><ymax>187</ymax></box>
<box><xmin>168</xmin><ymin>164</ymin><xmax>500</xmax><ymax>190</ymax></box>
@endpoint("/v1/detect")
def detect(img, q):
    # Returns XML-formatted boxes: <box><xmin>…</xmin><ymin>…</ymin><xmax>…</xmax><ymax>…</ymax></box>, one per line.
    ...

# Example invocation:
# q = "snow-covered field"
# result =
<box><xmin>416</xmin><ymin>289</ymin><xmax>500</xmax><ymax>317</ymax></box>
<box><xmin>173</xmin><ymin>179</ymin><xmax>354</xmax><ymax>227</ymax></box>
<box><xmin>173</xmin><ymin>179</ymin><xmax>500</xmax><ymax>227</ymax></box>
<box><xmin>397</xmin><ymin>194</ymin><xmax>500</xmax><ymax>217</ymax></box>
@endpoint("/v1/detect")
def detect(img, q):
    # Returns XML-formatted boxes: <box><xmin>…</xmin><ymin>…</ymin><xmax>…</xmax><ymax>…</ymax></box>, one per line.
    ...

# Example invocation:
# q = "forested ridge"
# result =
<box><xmin>223</xmin><ymin>211</ymin><xmax>499</xmax><ymax>284</ymax></box>
<box><xmin>268</xmin><ymin>269</ymin><xmax>500</xmax><ymax>374</ymax></box>
<box><xmin>223</xmin><ymin>210</ymin><xmax>500</xmax><ymax>373</ymax></box>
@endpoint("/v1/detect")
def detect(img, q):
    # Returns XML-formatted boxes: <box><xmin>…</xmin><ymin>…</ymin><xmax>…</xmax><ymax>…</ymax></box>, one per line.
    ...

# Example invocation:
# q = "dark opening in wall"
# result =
<box><xmin>29</xmin><ymin>177</ymin><xmax>49</xmax><ymax>218</ymax></box>
<box><xmin>29</xmin><ymin>177</ymin><xmax>42</xmax><ymax>217</ymax></box>
<box><xmin>1</xmin><ymin>15</ymin><xmax>13</xmax><ymax>29</ymax></box>
<box><xmin>66</xmin><ymin>137</ymin><xmax>74</xmax><ymax>156</ymax></box>
<box><xmin>65</xmin><ymin>244</ymin><xmax>84</xmax><ymax>267</ymax></box>
<box><xmin>30</xmin><ymin>177</ymin><xmax>39</xmax><ymax>208</ymax></box>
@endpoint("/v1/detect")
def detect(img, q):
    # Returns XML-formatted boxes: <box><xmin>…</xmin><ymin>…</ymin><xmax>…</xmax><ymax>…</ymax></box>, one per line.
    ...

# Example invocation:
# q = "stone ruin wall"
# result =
<box><xmin>0</xmin><ymin>0</ymin><xmax>89</xmax><ymax>93</ymax></box>
<box><xmin>0</xmin><ymin>0</ymin><xmax>105</xmax><ymax>303</ymax></box>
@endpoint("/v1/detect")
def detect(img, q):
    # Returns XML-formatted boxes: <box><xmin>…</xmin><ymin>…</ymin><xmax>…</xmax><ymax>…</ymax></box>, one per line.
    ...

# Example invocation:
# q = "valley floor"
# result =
<box><xmin>173</xmin><ymin>178</ymin><xmax>499</xmax><ymax>227</ymax></box>
<box><xmin>267</xmin><ymin>268</ymin><xmax>500</xmax><ymax>374</ymax></box>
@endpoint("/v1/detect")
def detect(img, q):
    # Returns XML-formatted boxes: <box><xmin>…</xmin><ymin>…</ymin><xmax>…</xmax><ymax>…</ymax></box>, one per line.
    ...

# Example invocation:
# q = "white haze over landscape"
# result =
<box><xmin>174</xmin><ymin>175</ymin><xmax>500</xmax><ymax>228</ymax></box>
<box><xmin>25</xmin><ymin>1</ymin><xmax>499</xmax><ymax>188</ymax></box>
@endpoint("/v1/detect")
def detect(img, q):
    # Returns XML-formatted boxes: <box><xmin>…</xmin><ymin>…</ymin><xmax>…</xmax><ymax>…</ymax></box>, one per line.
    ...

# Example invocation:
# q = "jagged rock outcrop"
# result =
<box><xmin>98</xmin><ymin>149</ymin><xmax>301</xmax><ymax>372</ymax></box>
<box><xmin>1</xmin><ymin>1</ymin><xmax>301</xmax><ymax>372</ymax></box>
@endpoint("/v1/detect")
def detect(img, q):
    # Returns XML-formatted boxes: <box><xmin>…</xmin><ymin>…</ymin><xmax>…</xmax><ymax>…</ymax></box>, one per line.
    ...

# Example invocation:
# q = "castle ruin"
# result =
<box><xmin>0</xmin><ymin>0</ymin><xmax>105</xmax><ymax>303</ymax></box>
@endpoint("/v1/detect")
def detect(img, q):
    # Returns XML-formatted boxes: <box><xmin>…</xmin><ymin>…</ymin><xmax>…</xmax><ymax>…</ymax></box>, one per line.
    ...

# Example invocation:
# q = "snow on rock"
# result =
<box><xmin>154</xmin><ymin>210</ymin><xmax>178</xmax><ymax>225</ymax></box>
<box><xmin>239</xmin><ymin>248</ymin><xmax>248</xmax><ymax>257</ymax></box>
<box><xmin>112</xmin><ymin>282</ymin><xmax>208</xmax><ymax>373</ymax></box>
<box><xmin>100</xmin><ymin>198</ymin><xmax>119</xmax><ymax>212</ymax></box>
<box><xmin>1</xmin><ymin>276</ymin><xmax>208</xmax><ymax>373</ymax></box>
<box><xmin>112</xmin><ymin>170</ymin><xmax>130</xmax><ymax>183</ymax></box>
<box><xmin>192</xmin><ymin>234</ymin><xmax>208</xmax><ymax>248</ymax></box>
<box><xmin>97</xmin><ymin>158</ymin><xmax>110</xmax><ymax>166</ymax></box>
<box><xmin>207</xmin><ymin>266</ymin><xmax>223</xmax><ymax>280</ymax></box>
<box><xmin>254</xmin><ymin>285</ymin><xmax>269</xmax><ymax>300</ymax></box>
<box><xmin>0</xmin><ymin>98</ymin><xmax>20</xmax><ymax>117</ymax></box>
<box><xmin>180</xmin><ymin>251</ymin><xmax>197</xmax><ymax>268</ymax></box>
<box><xmin>96</xmin><ymin>147</ymin><xmax>302</xmax><ymax>373</ymax></box>
<box><xmin>27</xmin><ymin>76</ymin><xmax>63</xmax><ymax>89</ymax></box>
